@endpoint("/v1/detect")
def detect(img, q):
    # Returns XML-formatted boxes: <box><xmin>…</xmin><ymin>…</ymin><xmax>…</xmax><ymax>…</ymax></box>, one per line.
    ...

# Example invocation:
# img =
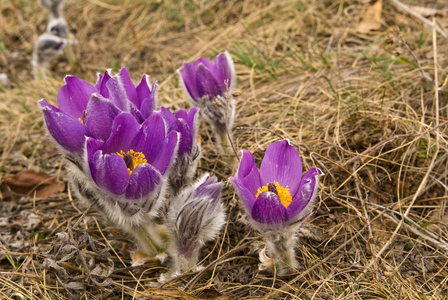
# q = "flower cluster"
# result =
<box><xmin>39</xmin><ymin>68</ymin><xmax>225</xmax><ymax>272</ymax></box>
<box><xmin>40</xmin><ymin>51</ymin><xmax>324</xmax><ymax>279</ymax></box>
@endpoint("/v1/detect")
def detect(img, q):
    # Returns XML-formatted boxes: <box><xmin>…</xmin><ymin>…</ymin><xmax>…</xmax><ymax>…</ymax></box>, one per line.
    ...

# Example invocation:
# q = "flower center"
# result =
<box><xmin>255</xmin><ymin>181</ymin><xmax>292</xmax><ymax>208</ymax></box>
<box><xmin>117</xmin><ymin>149</ymin><xmax>147</xmax><ymax>175</ymax></box>
<box><xmin>78</xmin><ymin>110</ymin><xmax>86</xmax><ymax>124</ymax></box>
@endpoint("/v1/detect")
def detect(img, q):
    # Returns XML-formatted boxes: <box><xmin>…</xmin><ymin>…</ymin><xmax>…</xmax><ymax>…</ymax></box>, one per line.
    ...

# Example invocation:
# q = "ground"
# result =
<box><xmin>1</xmin><ymin>0</ymin><xmax>448</xmax><ymax>299</ymax></box>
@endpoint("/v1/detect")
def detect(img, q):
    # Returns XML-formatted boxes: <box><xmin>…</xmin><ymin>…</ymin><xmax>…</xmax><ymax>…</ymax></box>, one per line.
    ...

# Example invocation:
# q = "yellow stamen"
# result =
<box><xmin>78</xmin><ymin>110</ymin><xmax>86</xmax><ymax>124</ymax></box>
<box><xmin>256</xmin><ymin>181</ymin><xmax>292</xmax><ymax>208</ymax></box>
<box><xmin>117</xmin><ymin>149</ymin><xmax>147</xmax><ymax>175</ymax></box>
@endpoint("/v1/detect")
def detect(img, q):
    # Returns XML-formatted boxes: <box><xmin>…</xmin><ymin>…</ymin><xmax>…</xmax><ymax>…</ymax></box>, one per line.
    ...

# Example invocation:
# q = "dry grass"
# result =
<box><xmin>1</xmin><ymin>0</ymin><xmax>448</xmax><ymax>299</ymax></box>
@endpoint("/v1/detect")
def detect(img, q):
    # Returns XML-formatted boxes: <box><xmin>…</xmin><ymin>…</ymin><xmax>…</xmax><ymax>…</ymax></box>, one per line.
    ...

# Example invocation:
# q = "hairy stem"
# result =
<box><xmin>263</xmin><ymin>228</ymin><xmax>298</xmax><ymax>275</ymax></box>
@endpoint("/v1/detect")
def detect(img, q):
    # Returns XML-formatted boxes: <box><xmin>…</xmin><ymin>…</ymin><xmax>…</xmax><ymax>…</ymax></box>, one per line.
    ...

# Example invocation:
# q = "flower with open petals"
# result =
<box><xmin>230</xmin><ymin>140</ymin><xmax>323</xmax><ymax>231</ymax></box>
<box><xmin>178</xmin><ymin>52</ymin><xmax>236</xmax><ymax>152</ymax></box>
<box><xmin>39</xmin><ymin>68</ymin><xmax>157</xmax><ymax>155</ymax></box>
<box><xmin>161</xmin><ymin>106</ymin><xmax>201</xmax><ymax>191</ymax></box>
<box><xmin>230</xmin><ymin>139</ymin><xmax>323</xmax><ymax>274</ymax></box>
<box><xmin>85</xmin><ymin>112</ymin><xmax>178</xmax><ymax>224</ymax></box>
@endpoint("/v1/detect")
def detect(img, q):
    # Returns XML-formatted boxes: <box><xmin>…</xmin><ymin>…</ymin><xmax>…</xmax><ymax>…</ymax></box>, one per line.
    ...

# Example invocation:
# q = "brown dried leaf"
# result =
<box><xmin>2</xmin><ymin>169</ymin><xmax>65</xmax><ymax>199</ymax></box>
<box><xmin>357</xmin><ymin>0</ymin><xmax>382</xmax><ymax>33</ymax></box>
<box><xmin>194</xmin><ymin>289</ymin><xmax>230</xmax><ymax>300</ymax></box>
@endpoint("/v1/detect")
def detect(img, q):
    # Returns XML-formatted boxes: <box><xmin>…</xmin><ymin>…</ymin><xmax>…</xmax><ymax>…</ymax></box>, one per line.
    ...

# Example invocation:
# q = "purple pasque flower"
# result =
<box><xmin>230</xmin><ymin>140</ymin><xmax>323</xmax><ymax>232</ymax></box>
<box><xmin>178</xmin><ymin>52</ymin><xmax>236</xmax><ymax>150</ymax></box>
<box><xmin>179</xmin><ymin>51</ymin><xmax>236</xmax><ymax>104</ymax></box>
<box><xmin>161</xmin><ymin>106</ymin><xmax>201</xmax><ymax>190</ymax></box>
<box><xmin>85</xmin><ymin>112</ymin><xmax>178</xmax><ymax>224</ymax></box>
<box><xmin>32</xmin><ymin>33</ymin><xmax>68</xmax><ymax>78</ymax></box>
<box><xmin>166</xmin><ymin>173</ymin><xmax>225</xmax><ymax>275</ymax></box>
<box><xmin>39</xmin><ymin>68</ymin><xmax>157</xmax><ymax>155</ymax></box>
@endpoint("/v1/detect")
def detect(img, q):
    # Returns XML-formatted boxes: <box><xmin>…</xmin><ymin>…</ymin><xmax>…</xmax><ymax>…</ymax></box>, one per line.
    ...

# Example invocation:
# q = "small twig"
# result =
<box><xmin>72</xmin><ymin>198</ymin><xmax>98</xmax><ymax>229</ymax></box>
<box><xmin>390</xmin><ymin>0</ymin><xmax>448</xmax><ymax>39</ymax></box>
<box><xmin>224</xmin><ymin>80</ymin><xmax>239</xmax><ymax>161</ymax></box>
<box><xmin>352</xmin><ymin>164</ymin><xmax>375</xmax><ymax>261</ymax></box>
<box><xmin>398</xmin><ymin>32</ymin><xmax>432</xmax><ymax>82</ymax></box>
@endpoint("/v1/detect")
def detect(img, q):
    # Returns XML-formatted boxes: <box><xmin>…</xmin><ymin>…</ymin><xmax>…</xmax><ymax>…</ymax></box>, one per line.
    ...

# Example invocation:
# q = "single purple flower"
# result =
<box><xmin>179</xmin><ymin>52</ymin><xmax>236</xmax><ymax>103</ymax></box>
<box><xmin>230</xmin><ymin>139</ymin><xmax>323</xmax><ymax>274</ymax></box>
<box><xmin>178</xmin><ymin>52</ymin><xmax>236</xmax><ymax>152</ymax></box>
<box><xmin>161</xmin><ymin>106</ymin><xmax>201</xmax><ymax>190</ymax></box>
<box><xmin>230</xmin><ymin>139</ymin><xmax>323</xmax><ymax>231</ymax></box>
<box><xmin>166</xmin><ymin>173</ymin><xmax>225</xmax><ymax>276</ymax></box>
<box><xmin>32</xmin><ymin>33</ymin><xmax>68</xmax><ymax>75</ymax></box>
<box><xmin>86</xmin><ymin>112</ymin><xmax>178</xmax><ymax>205</ymax></box>
<box><xmin>39</xmin><ymin>68</ymin><xmax>158</xmax><ymax>154</ymax></box>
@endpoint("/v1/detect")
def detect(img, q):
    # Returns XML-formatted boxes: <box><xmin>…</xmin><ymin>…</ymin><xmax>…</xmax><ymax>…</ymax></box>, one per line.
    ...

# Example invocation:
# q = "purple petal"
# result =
<box><xmin>54</xmin><ymin>41</ymin><xmax>64</xmax><ymax>50</ymax></box>
<box><xmin>174</xmin><ymin>108</ymin><xmax>188</xmax><ymax>121</ymax></box>
<box><xmin>106</xmin><ymin>74</ymin><xmax>130</xmax><ymax>111</ymax></box>
<box><xmin>237</xmin><ymin>150</ymin><xmax>262</xmax><ymax>196</ymax></box>
<box><xmin>171</xmin><ymin>118</ymin><xmax>192</xmax><ymax>156</ymax></box>
<box><xmin>212</xmin><ymin>52</ymin><xmax>231</xmax><ymax>91</ymax></box>
<box><xmin>151</xmin><ymin>130</ymin><xmax>178</xmax><ymax>175</ymax></box>
<box><xmin>193</xmin><ymin>57</ymin><xmax>214</xmax><ymax>71</ymax></box>
<box><xmin>138</xmin><ymin>98</ymin><xmax>152</xmax><ymax>120</ymax></box>
<box><xmin>219</xmin><ymin>52</ymin><xmax>236</xmax><ymax>92</ymax></box>
<box><xmin>194</xmin><ymin>176</ymin><xmax>222</xmax><ymax>201</ymax></box>
<box><xmin>260</xmin><ymin>140</ymin><xmax>302</xmax><ymax>196</ymax></box>
<box><xmin>87</xmin><ymin>146</ymin><xmax>129</xmax><ymax>195</ymax></box>
<box><xmin>185</xmin><ymin>107</ymin><xmax>199</xmax><ymax>130</ymax></box>
<box><xmin>136</xmin><ymin>76</ymin><xmax>157</xmax><ymax>116</ymax></box>
<box><xmin>57</xmin><ymin>76</ymin><xmax>97</xmax><ymax>118</ymax></box>
<box><xmin>230</xmin><ymin>176</ymin><xmax>256</xmax><ymax>211</ymax></box>
<box><xmin>206</xmin><ymin>175</ymin><xmax>218</xmax><ymax>184</ymax></box>
<box><xmin>251</xmin><ymin>191</ymin><xmax>287</xmax><ymax>225</ymax></box>
<box><xmin>131</xmin><ymin>112</ymin><xmax>166</xmax><ymax>164</ymax></box>
<box><xmin>286</xmin><ymin>168</ymin><xmax>322</xmax><ymax>220</ymax></box>
<box><xmin>195</xmin><ymin>64</ymin><xmax>222</xmax><ymax>98</ymax></box>
<box><xmin>102</xmin><ymin>113</ymin><xmax>140</xmax><ymax>154</ymax></box>
<box><xmin>160</xmin><ymin>106</ymin><xmax>176</xmax><ymax>128</ymax></box>
<box><xmin>125</xmin><ymin>163</ymin><xmax>162</xmax><ymax>199</ymax></box>
<box><xmin>86</xmin><ymin>138</ymin><xmax>104</xmax><ymax>157</ymax></box>
<box><xmin>85</xmin><ymin>94</ymin><xmax>121</xmax><ymax>141</ymax></box>
<box><xmin>129</xmin><ymin>102</ymin><xmax>145</xmax><ymax>123</ymax></box>
<box><xmin>135</xmin><ymin>75</ymin><xmax>149</xmax><ymax>108</ymax></box>
<box><xmin>179</xmin><ymin>63</ymin><xmax>199</xmax><ymax>101</ymax></box>
<box><xmin>119</xmin><ymin>68</ymin><xmax>138</xmax><ymax>106</ymax></box>
<box><xmin>95</xmin><ymin>70</ymin><xmax>111</xmax><ymax>98</ymax></box>
<box><xmin>39</xmin><ymin>99</ymin><xmax>85</xmax><ymax>153</ymax></box>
